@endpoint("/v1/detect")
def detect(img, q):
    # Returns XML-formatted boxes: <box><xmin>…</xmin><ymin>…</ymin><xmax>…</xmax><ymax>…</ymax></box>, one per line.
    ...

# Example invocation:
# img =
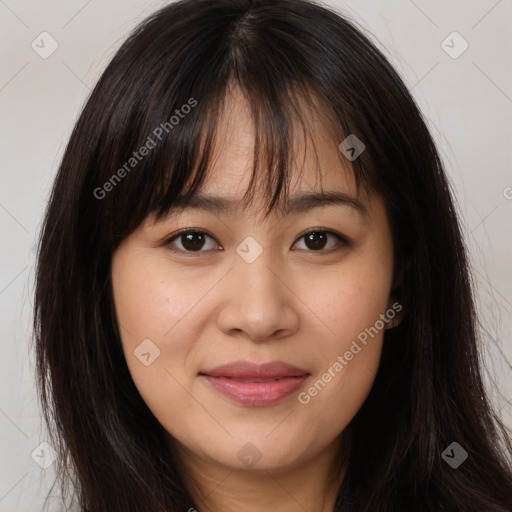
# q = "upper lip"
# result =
<box><xmin>200</xmin><ymin>361</ymin><xmax>309</xmax><ymax>379</ymax></box>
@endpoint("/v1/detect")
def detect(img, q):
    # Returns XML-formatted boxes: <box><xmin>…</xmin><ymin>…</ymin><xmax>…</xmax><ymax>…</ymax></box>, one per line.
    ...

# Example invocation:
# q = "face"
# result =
<box><xmin>111</xmin><ymin>87</ymin><xmax>398</xmax><ymax>474</ymax></box>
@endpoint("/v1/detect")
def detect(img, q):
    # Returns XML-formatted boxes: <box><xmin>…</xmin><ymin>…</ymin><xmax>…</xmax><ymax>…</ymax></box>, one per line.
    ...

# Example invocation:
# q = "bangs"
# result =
<box><xmin>101</xmin><ymin>74</ymin><xmax>369</xmax><ymax>249</ymax></box>
<box><xmin>91</xmin><ymin>2</ymin><xmax>380</xmax><ymax>249</ymax></box>
<box><xmin>150</xmin><ymin>80</ymin><xmax>363</xmax><ymax>223</ymax></box>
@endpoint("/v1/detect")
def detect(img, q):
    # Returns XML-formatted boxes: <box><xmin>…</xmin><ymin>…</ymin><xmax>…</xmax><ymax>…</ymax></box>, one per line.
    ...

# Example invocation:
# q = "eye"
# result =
<box><xmin>165</xmin><ymin>229</ymin><xmax>220</xmax><ymax>254</ymax></box>
<box><xmin>292</xmin><ymin>229</ymin><xmax>351</xmax><ymax>253</ymax></box>
<box><xmin>164</xmin><ymin>228</ymin><xmax>351</xmax><ymax>255</ymax></box>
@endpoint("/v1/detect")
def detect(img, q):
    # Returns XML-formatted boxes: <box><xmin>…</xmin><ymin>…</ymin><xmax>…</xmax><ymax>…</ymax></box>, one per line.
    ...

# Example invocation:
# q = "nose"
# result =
<box><xmin>215</xmin><ymin>249</ymin><xmax>300</xmax><ymax>342</ymax></box>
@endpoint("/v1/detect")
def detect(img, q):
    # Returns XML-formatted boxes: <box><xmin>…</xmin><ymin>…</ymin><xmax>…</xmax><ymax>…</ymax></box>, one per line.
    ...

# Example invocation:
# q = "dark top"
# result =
<box><xmin>333</xmin><ymin>471</ymin><xmax>360</xmax><ymax>512</ymax></box>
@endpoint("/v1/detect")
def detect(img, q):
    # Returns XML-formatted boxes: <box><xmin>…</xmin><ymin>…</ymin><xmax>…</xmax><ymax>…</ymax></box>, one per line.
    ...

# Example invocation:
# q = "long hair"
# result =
<box><xmin>33</xmin><ymin>1</ymin><xmax>512</xmax><ymax>510</ymax></box>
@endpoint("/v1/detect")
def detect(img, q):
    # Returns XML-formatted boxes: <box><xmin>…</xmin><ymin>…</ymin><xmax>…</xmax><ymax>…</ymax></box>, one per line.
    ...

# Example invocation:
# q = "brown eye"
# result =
<box><xmin>304</xmin><ymin>231</ymin><xmax>328</xmax><ymax>250</ymax></box>
<box><xmin>181</xmin><ymin>232</ymin><xmax>206</xmax><ymax>251</ymax></box>
<box><xmin>164</xmin><ymin>228</ymin><xmax>350</xmax><ymax>256</ymax></box>
<box><xmin>165</xmin><ymin>230</ymin><xmax>219</xmax><ymax>253</ymax></box>
<box><xmin>293</xmin><ymin>229</ymin><xmax>350</xmax><ymax>253</ymax></box>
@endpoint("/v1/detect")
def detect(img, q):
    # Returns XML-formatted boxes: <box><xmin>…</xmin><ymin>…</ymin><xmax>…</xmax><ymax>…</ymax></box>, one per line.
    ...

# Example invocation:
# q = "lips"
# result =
<box><xmin>199</xmin><ymin>361</ymin><xmax>310</xmax><ymax>406</ymax></box>
<box><xmin>200</xmin><ymin>360</ymin><xmax>309</xmax><ymax>378</ymax></box>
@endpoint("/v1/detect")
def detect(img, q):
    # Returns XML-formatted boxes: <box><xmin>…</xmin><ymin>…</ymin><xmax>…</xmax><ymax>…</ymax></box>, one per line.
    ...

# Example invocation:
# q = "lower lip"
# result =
<box><xmin>202</xmin><ymin>375</ymin><xmax>308</xmax><ymax>406</ymax></box>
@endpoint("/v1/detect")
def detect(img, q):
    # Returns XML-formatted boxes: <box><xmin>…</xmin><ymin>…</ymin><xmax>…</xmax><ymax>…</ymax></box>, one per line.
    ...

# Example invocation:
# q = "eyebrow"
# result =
<box><xmin>170</xmin><ymin>191</ymin><xmax>367</xmax><ymax>217</ymax></box>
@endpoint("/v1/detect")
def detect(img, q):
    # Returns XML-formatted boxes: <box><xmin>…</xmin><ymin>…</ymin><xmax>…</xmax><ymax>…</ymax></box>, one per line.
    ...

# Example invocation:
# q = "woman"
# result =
<box><xmin>33</xmin><ymin>0</ymin><xmax>512</xmax><ymax>510</ymax></box>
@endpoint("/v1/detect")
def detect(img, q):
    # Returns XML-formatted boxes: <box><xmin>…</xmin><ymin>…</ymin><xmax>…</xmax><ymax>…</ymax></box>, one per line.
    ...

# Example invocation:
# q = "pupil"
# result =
<box><xmin>183</xmin><ymin>232</ymin><xmax>204</xmax><ymax>251</ymax></box>
<box><xmin>306</xmin><ymin>232</ymin><xmax>326</xmax><ymax>250</ymax></box>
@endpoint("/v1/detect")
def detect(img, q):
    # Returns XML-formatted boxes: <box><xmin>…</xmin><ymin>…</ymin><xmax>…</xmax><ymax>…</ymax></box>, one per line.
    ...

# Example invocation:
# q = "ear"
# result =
<box><xmin>384</xmin><ymin>297</ymin><xmax>404</xmax><ymax>329</ymax></box>
<box><xmin>385</xmin><ymin>256</ymin><xmax>410</xmax><ymax>330</ymax></box>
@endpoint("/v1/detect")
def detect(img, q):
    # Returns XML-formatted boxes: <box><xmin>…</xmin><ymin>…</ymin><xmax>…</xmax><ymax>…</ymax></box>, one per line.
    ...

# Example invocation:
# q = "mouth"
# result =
<box><xmin>199</xmin><ymin>361</ymin><xmax>310</xmax><ymax>406</ymax></box>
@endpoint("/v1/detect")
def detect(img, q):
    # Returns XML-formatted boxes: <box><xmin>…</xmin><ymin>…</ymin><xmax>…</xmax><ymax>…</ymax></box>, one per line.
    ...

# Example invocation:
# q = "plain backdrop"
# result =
<box><xmin>0</xmin><ymin>0</ymin><xmax>511</xmax><ymax>510</ymax></box>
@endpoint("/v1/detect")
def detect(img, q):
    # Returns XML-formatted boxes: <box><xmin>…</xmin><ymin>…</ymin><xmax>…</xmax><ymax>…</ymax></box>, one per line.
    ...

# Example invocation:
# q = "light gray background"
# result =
<box><xmin>1</xmin><ymin>0</ymin><xmax>511</xmax><ymax>510</ymax></box>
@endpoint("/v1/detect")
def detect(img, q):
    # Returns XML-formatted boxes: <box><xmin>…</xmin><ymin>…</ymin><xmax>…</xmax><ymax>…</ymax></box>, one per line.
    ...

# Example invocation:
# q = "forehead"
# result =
<box><xmin>194</xmin><ymin>86</ymin><xmax>358</xmax><ymax>208</ymax></box>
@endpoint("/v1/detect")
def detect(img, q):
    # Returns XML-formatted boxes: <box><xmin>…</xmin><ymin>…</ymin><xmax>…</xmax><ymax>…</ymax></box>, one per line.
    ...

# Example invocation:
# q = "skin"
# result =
<box><xmin>111</xmin><ymin>86</ymin><xmax>402</xmax><ymax>512</ymax></box>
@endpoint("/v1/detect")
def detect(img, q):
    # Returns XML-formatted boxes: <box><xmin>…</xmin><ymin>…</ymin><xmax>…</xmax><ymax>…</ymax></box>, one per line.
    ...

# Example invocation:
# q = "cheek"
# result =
<box><xmin>112</xmin><ymin>251</ymin><xmax>203</xmax><ymax>352</ymax></box>
<box><xmin>111</xmin><ymin>251</ymin><xmax>192</xmax><ymax>399</ymax></box>
<box><xmin>295</xmin><ymin>248</ymin><xmax>392</xmax><ymax>423</ymax></box>
<box><xmin>295</xmin><ymin>282</ymin><xmax>386</xmax><ymax>438</ymax></box>
<box><xmin>306</xmin><ymin>251</ymin><xmax>393</xmax><ymax>352</ymax></box>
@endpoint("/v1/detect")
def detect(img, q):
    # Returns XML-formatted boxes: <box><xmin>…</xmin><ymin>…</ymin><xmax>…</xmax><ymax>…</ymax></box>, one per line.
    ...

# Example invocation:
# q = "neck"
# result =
<box><xmin>171</xmin><ymin>429</ymin><xmax>351</xmax><ymax>512</ymax></box>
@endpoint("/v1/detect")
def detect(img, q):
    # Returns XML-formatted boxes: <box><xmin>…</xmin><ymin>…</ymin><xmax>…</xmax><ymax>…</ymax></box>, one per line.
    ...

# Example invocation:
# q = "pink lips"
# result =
<box><xmin>199</xmin><ymin>361</ymin><xmax>309</xmax><ymax>406</ymax></box>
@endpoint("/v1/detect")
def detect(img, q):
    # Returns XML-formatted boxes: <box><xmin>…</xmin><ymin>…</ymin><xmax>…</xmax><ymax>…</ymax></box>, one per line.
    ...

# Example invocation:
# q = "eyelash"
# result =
<box><xmin>163</xmin><ymin>228</ymin><xmax>351</xmax><ymax>256</ymax></box>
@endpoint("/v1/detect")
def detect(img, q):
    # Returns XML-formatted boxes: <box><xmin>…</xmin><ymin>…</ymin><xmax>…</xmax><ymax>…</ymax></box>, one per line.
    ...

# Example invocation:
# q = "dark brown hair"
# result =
<box><xmin>33</xmin><ymin>0</ymin><xmax>512</xmax><ymax>510</ymax></box>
